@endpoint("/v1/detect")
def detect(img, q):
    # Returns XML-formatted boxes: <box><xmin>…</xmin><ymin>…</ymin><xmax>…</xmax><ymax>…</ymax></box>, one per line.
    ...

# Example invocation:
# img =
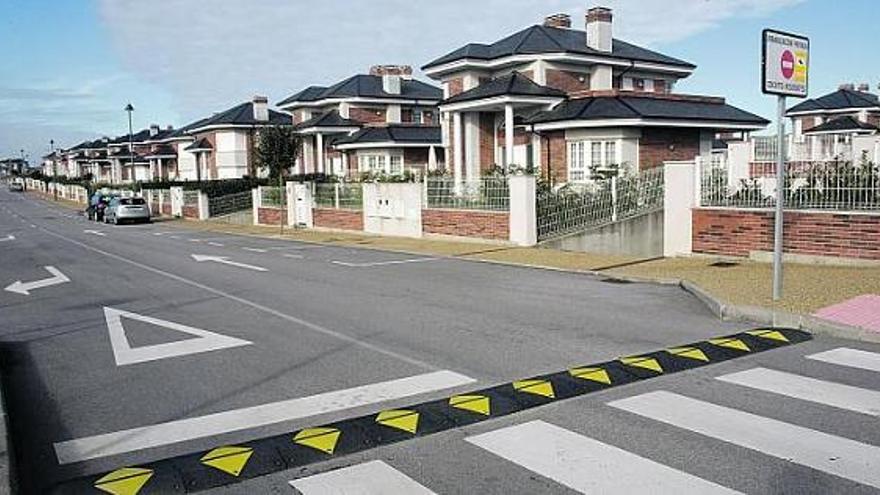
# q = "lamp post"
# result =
<box><xmin>50</xmin><ymin>139</ymin><xmax>58</xmax><ymax>201</ymax></box>
<box><xmin>125</xmin><ymin>103</ymin><xmax>135</xmax><ymax>184</ymax></box>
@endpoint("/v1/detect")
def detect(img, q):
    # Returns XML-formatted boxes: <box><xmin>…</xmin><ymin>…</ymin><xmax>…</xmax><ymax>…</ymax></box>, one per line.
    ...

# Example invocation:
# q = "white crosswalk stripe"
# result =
<box><xmin>717</xmin><ymin>367</ymin><xmax>880</xmax><ymax>416</ymax></box>
<box><xmin>609</xmin><ymin>391</ymin><xmax>880</xmax><ymax>489</ymax></box>
<box><xmin>466</xmin><ymin>420</ymin><xmax>741</xmax><ymax>494</ymax></box>
<box><xmin>807</xmin><ymin>347</ymin><xmax>880</xmax><ymax>373</ymax></box>
<box><xmin>290</xmin><ymin>460</ymin><xmax>436</xmax><ymax>494</ymax></box>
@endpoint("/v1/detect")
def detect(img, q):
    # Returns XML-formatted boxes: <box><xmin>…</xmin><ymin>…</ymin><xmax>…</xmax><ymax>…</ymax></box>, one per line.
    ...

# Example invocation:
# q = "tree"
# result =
<box><xmin>255</xmin><ymin>126</ymin><xmax>300</xmax><ymax>179</ymax></box>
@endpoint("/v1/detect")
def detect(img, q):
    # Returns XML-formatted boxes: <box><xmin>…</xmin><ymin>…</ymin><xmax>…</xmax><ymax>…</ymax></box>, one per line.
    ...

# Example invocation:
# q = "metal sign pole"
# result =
<box><xmin>772</xmin><ymin>95</ymin><xmax>786</xmax><ymax>301</ymax></box>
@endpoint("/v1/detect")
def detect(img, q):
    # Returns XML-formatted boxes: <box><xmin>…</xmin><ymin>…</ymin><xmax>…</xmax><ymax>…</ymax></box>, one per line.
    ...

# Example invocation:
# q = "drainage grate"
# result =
<box><xmin>600</xmin><ymin>278</ymin><xmax>633</xmax><ymax>284</ymax></box>
<box><xmin>709</xmin><ymin>261</ymin><xmax>740</xmax><ymax>268</ymax></box>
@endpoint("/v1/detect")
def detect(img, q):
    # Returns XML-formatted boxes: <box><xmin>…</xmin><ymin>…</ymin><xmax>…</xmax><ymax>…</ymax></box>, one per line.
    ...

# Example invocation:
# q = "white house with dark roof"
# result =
<box><xmin>424</xmin><ymin>7</ymin><xmax>768</xmax><ymax>186</ymax></box>
<box><xmin>277</xmin><ymin>65</ymin><xmax>444</xmax><ymax>177</ymax></box>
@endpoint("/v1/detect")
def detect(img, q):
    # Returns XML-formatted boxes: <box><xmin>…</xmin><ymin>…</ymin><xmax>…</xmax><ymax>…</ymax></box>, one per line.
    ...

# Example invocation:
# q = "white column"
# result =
<box><xmin>663</xmin><ymin>161</ymin><xmax>696</xmax><ymax>257</ymax></box>
<box><xmin>508</xmin><ymin>175</ymin><xmax>537</xmax><ymax>246</ymax></box>
<box><xmin>316</xmin><ymin>133</ymin><xmax>325</xmax><ymax>174</ymax></box>
<box><xmin>505</xmin><ymin>104</ymin><xmax>515</xmax><ymax>169</ymax></box>
<box><xmin>156</xmin><ymin>158</ymin><xmax>163</xmax><ymax>180</ymax></box>
<box><xmin>453</xmin><ymin>112</ymin><xmax>463</xmax><ymax>191</ymax></box>
<box><xmin>428</xmin><ymin>145</ymin><xmax>437</xmax><ymax>171</ymax></box>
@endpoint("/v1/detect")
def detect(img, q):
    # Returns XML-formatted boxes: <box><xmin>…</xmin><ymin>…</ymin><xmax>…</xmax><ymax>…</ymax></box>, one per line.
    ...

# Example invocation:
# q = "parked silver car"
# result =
<box><xmin>104</xmin><ymin>196</ymin><xmax>151</xmax><ymax>224</ymax></box>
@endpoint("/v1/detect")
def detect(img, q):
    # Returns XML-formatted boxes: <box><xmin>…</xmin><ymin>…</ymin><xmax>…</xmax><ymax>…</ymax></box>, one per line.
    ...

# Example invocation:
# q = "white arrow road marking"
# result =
<box><xmin>0</xmin><ymin>234</ymin><xmax>15</xmax><ymax>242</ymax></box>
<box><xmin>83</xmin><ymin>229</ymin><xmax>106</xmax><ymax>236</ymax></box>
<box><xmin>103</xmin><ymin>307</ymin><xmax>252</xmax><ymax>366</ymax></box>
<box><xmin>242</xmin><ymin>247</ymin><xmax>268</xmax><ymax>253</ymax></box>
<box><xmin>191</xmin><ymin>254</ymin><xmax>268</xmax><ymax>272</ymax></box>
<box><xmin>330</xmin><ymin>258</ymin><xmax>437</xmax><ymax>268</ymax></box>
<box><xmin>4</xmin><ymin>266</ymin><xmax>71</xmax><ymax>295</ymax></box>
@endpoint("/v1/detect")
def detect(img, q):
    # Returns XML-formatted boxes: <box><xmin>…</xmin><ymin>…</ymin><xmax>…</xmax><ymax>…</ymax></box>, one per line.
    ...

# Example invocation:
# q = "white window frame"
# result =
<box><xmin>567</xmin><ymin>139</ymin><xmax>621</xmax><ymax>183</ymax></box>
<box><xmin>357</xmin><ymin>151</ymin><xmax>405</xmax><ymax>175</ymax></box>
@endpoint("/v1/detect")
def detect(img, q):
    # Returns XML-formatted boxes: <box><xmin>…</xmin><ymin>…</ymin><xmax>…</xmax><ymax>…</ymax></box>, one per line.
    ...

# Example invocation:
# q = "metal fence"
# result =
<box><xmin>182</xmin><ymin>190</ymin><xmax>200</xmax><ymax>206</ymax></box>
<box><xmin>424</xmin><ymin>176</ymin><xmax>509</xmax><ymax>211</ymax></box>
<box><xmin>701</xmin><ymin>160</ymin><xmax>880</xmax><ymax>211</ymax></box>
<box><xmin>314</xmin><ymin>182</ymin><xmax>363</xmax><ymax>210</ymax></box>
<box><xmin>260</xmin><ymin>186</ymin><xmax>284</xmax><ymax>207</ymax></box>
<box><xmin>752</xmin><ymin>135</ymin><xmax>852</xmax><ymax>163</ymax></box>
<box><xmin>537</xmin><ymin>167</ymin><xmax>665</xmax><ymax>241</ymax></box>
<box><xmin>209</xmin><ymin>190</ymin><xmax>253</xmax><ymax>218</ymax></box>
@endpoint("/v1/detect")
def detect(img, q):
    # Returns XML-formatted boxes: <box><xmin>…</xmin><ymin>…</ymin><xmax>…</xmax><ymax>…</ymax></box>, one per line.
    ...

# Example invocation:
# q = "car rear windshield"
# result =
<box><xmin>120</xmin><ymin>198</ymin><xmax>146</xmax><ymax>205</ymax></box>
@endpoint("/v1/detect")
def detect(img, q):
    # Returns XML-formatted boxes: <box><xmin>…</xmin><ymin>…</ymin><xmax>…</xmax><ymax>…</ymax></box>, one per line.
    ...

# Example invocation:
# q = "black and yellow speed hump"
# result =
<box><xmin>50</xmin><ymin>328</ymin><xmax>811</xmax><ymax>494</ymax></box>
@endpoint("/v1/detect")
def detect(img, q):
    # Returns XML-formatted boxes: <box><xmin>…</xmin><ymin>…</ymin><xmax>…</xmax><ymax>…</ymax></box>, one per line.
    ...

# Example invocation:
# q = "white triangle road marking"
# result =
<box><xmin>103</xmin><ymin>307</ymin><xmax>252</xmax><ymax>366</ymax></box>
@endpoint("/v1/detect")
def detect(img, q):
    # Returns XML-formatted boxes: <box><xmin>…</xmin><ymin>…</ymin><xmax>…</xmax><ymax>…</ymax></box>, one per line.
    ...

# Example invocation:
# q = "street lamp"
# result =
<box><xmin>50</xmin><ymin>139</ymin><xmax>58</xmax><ymax>201</ymax></box>
<box><xmin>125</xmin><ymin>103</ymin><xmax>135</xmax><ymax>184</ymax></box>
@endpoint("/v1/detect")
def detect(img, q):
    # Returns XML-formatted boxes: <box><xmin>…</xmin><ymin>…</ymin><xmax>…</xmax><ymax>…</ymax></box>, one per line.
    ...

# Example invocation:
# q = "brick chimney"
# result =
<box><xmin>858</xmin><ymin>82</ymin><xmax>870</xmax><ymax>92</ymax></box>
<box><xmin>370</xmin><ymin>65</ymin><xmax>412</xmax><ymax>95</ymax></box>
<box><xmin>149</xmin><ymin>124</ymin><xmax>159</xmax><ymax>137</ymax></box>
<box><xmin>252</xmin><ymin>95</ymin><xmax>269</xmax><ymax>122</ymax></box>
<box><xmin>839</xmin><ymin>83</ymin><xmax>855</xmax><ymax>91</ymax></box>
<box><xmin>586</xmin><ymin>6</ymin><xmax>613</xmax><ymax>53</ymax></box>
<box><xmin>543</xmin><ymin>13</ymin><xmax>571</xmax><ymax>29</ymax></box>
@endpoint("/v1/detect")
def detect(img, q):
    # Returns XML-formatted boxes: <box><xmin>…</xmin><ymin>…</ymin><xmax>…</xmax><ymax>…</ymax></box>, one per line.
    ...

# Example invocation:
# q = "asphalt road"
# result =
<box><xmin>1</xmin><ymin>190</ymin><xmax>879</xmax><ymax>494</ymax></box>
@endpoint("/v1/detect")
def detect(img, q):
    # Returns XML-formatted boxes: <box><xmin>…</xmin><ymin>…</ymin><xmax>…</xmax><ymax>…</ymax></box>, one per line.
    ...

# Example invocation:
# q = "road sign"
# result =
<box><xmin>762</xmin><ymin>29</ymin><xmax>809</xmax><ymax>97</ymax></box>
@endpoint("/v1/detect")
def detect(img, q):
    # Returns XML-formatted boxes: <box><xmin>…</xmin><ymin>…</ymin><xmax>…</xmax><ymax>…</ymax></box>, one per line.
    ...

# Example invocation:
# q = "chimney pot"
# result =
<box><xmin>586</xmin><ymin>6</ymin><xmax>613</xmax><ymax>53</ymax></box>
<box><xmin>543</xmin><ymin>13</ymin><xmax>571</xmax><ymax>29</ymax></box>
<box><xmin>252</xmin><ymin>95</ymin><xmax>269</xmax><ymax>122</ymax></box>
<box><xmin>149</xmin><ymin>124</ymin><xmax>159</xmax><ymax>137</ymax></box>
<box><xmin>858</xmin><ymin>82</ymin><xmax>870</xmax><ymax>92</ymax></box>
<box><xmin>369</xmin><ymin>65</ymin><xmax>413</xmax><ymax>80</ymax></box>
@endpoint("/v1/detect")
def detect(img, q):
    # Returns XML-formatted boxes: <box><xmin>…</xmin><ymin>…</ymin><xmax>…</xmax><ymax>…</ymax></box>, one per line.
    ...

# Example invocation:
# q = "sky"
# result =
<box><xmin>1</xmin><ymin>0</ymin><xmax>877</xmax><ymax>165</ymax></box>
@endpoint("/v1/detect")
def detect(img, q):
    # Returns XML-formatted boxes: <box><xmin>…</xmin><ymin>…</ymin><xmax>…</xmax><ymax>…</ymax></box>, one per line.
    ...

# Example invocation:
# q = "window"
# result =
<box><xmin>358</xmin><ymin>152</ymin><xmax>403</xmax><ymax>175</ymax></box>
<box><xmin>568</xmin><ymin>141</ymin><xmax>587</xmax><ymax>181</ymax></box>
<box><xmin>605</xmin><ymin>142</ymin><xmax>616</xmax><ymax>166</ymax></box>
<box><xmin>389</xmin><ymin>155</ymin><xmax>403</xmax><ymax>175</ymax></box>
<box><xmin>591</xmin><ymin>142</ymin><xmax>602</xmax><ymax>167</ymax></box>
<box><xmin>567</xmin><ymin>140</ymin><xmax>620</xmax><ymax>182</ymax></box>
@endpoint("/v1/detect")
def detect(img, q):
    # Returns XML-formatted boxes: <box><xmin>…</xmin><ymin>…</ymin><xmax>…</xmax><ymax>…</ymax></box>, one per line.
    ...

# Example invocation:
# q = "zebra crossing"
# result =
<box><xmin>285</xmin><ymin>346</ymin><xmax>880</xmax><ymax>494</ymax></box>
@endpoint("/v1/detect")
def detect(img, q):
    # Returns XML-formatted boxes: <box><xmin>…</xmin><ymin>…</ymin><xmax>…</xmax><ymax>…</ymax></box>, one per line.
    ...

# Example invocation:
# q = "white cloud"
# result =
<box><xmin>97</xmin><ymin>0</ymin><xmax>801</xmax><ymax>122</ymax></box>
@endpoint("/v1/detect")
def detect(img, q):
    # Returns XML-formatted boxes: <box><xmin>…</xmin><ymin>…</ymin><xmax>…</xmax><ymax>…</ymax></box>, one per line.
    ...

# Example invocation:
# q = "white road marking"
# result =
<box><xmin>0</xmin><ymin>234</ymin><xmax>14</xmax><ymax>242</ymax></box>
<box><xmin>717</xmin><ymin>367</ymin><xmax>880</xmax><ymax>416</ymax></box>
<box><xmin>103</xmin><ymin>306</ymin><xmax>252</xmax><ymax>366</ymax></box>
<box><xmin>191</xmin><ymin>254</ymin><xmax>267</xmax><ymax>272</ymax></box>
<box><xmin>242</xmin><ymin>247</ymin><xmax>268</xmax><ymax>253</ymax></box>
<box><xmin>468</xmin><ymin>420</ymin><xmax>739</xmax><ymax>494</ymax></box>
<box><xmin>83</xmin><ymin>229</ymin><xmax>106</xmax><ymax>236</ymax></box>
<box><xmin>54</xmin><ymin>370</ymin><xmax>474</xmax><ymax>464</ymax></box>
<box><xmin>152</xmin><ymin>232</ymin><xmax>175</xmax><ymax>236</ymax></box>
<box><xmin>37</xmin><ymin>225</ymin><xmax>438</xmax><ymax>370</ymax></box>
<box><xmin>29</xmin><ymin>223</ymin><xmax>37</xmax><ymax>228</ymax></box>
<box><xmin>207</xmin><ymin>242</ymin><xmax>224</xmax><ymax>247</ymax></box>
<box><xmin>331</xmin><ymin>258</ymin><xmax>437</xmax><ymax>268</ymax></box>
<box><xmin>283</xmin><ymin>253</ymin><xmax>304</xmax><ymax>259</ymax></box>
<box><xmin>4</xmin><ymin>266</ymin><xmax>71</xmax><ymax>295</ymax></box>
<box><xmin>807</xmin><ymin>348</ymin><xmax>880</xmax><ymax>373</ymax></box>
<box><xmin>291</xmin><ymin>460</ymin><xmax>436</xmax><ymax>494</ymax></box>
<box><xmin>609</xmin><ymin>391</ymin><xmax>880</xmax><ymax>488</ymax></box>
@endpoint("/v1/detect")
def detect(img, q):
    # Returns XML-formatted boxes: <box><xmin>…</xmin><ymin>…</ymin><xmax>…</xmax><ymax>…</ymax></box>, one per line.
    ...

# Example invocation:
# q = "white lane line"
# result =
<box><xmin>191</xmin><ymin>254</ymin><xmax>267</xmax><ymax>272</ymax></box>
<box><xmin>609</xmin><ymin>391</ymin><xmax>880</xmax><ymax>489</ymax></box>
<box><xmin>717</xmin><ymin>368</ymin><xmax>880</xmax><ymax>417</ymax></box>
<box><xmin>54</xmin><ymin>370</ymin><xmax>474</xmax><ymax>464</ymax></box>
<box><xmin>290</xmin><ymin>460</ymin><xmax>436</xmax><ymax>495</ymax></box>
<box><xmin>37</xmin><ymin>226</ymin><xmax>439</xmax><ymax>370</ymax></box>
<box><xmin>283</xmin><ymin>253</ymin><xmax>304</xmax><ymax>259</ymax></box>
<box><xmin>0</xmin><ymin>234</ymin><xmax>14</xmax><ymax>242</ymax></box>
<box><xmin>807</xmin><ymin>348</ymin><xmax>880</xmax><ymax>373</ymax></box>
<box><xmin>242</xmin><ymin>247</ymin><xmax>268</xmax><ymax>253</ymax></box>
<box><xmin>84</xmin><ymin>229</ymin><xmax>106</xmax><ymax>236</ymax></box>
<box><xmin>467</xmin><ymin>420</ymin><xmax>740</xmax><ymax>494</ymax></box>
<box><xmin>207</xmin><ymin>242</ymin><xmax>224</xmax><ymax>247</ymax></box>
<box><xmin>331</xmin><ymin>258</ymin><xmax>437</xmax><ymax>268</ymax></box>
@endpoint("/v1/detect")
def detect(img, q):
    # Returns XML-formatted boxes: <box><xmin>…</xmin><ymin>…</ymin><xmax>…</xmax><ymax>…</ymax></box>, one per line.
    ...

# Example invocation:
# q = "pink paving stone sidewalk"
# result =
<box><xmin>814</xmin><ymin>295</ymin><xmax>880</xmax><ymax>333</ymax></box>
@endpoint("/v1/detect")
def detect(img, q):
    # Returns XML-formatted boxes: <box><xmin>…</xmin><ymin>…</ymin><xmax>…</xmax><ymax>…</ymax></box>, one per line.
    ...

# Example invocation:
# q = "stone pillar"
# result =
<box><xmin>508</xmin><ymin>175</ymin><xmax>537</xmax><ymax>246</ymax></box>
<box><xmin>170</xmin><ymin>186</ymin><xmax>184</xmax><ymax>217</ymax></box>
<box><xmin>197</xmin><ymin>191</ymin><xmax>210</xmax><ymax>220</ymax></box>
<box><xmin>663</xmin><ymin>160</ymin><xmax>696</xmax><ymax>257</ymax></box>
<box><xmin>252</xmin><ymin>188</ymin><xmax>261</xmax><ymax>225</ymax></box>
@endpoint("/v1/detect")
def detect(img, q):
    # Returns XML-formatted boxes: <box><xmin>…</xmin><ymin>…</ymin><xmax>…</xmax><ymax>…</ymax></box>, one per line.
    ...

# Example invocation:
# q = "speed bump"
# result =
<box><xmin>94</xmin><ymin>467</ymin><xmax>153</xmax><ymax>495</ymax></box>
<box><xmin>200</xmin><ymin>446</ymin><xmax>253</xmax><ymax>477</ymax></box>
<box><xmin>450</xmin><ymin>395</ymin><xmax>491</xmax><ymax>416</ymax></box>
<box><xmin>513</xmin><ymin>379</ymin><xmax>555</xmax><ymax>399</ymax></box>
<box><xmin>620</xmin><ymin>356</ymin><xmax>664</xmax><ymax>373</ymax></box>
<box><xmin>56</xmin><ymin>327</ymin><xmax>811</xmax><ymax>495</ymax></box>
<box><xmin>376</xmin><ymin>409</ymin><xmax>420</xmax><ymax>434</ymax></box>
<box><xmin>294</xmin><ymin>427</ymin><xmax>341</xmax><ymax>454</ymax></box>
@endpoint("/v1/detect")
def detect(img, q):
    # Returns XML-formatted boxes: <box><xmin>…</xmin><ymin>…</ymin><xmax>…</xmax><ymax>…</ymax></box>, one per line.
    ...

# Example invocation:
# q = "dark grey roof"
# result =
<box><xmin>804</xmin><ymin>115</ymin><xmax>879</xmax><ymax>134</ymax></box>
<box><xmin>335</xmin><ymin>126</ymin><xmax>441</xmax><ymax>146</ymax></box>
<box><xmin>423</xmin><ymin>25</ymin><xmax>695</xmax><ymax>70</ymax></box>
<box><xmin>184</xmin><ymin>138</ymin><xmax>213</xmax><ymax>151</ymax></box>
<box><xmin>144</xmin><ymin>144</ymin><xmax>178</xmax><ymax>157</ymax></box>
<box><xmin>443</xmin><ymin>72</ymin><xmax>565</xmax><ymax>104</ymax></box>
<box><xmin>788</xmin><ymin>89</ymin><xmax>880</xmax><ymax>114</ymax></box>
<box><xmin>187</xmin><ymin>102</ymin><xmax>291</xmax><ymax>131</ymax></box>
<box><xmin>279</xmin><ymin>75</ymin><xmax>441</xmax><ymax>106</ymax></box>
<box><xmin>144</xmin><ymin>127</ymin><xmax>176</xmax><ymax>142</ymax></box>
<box><xmin>108</xmin><ymin>128</ymin><xmax>153</xmax><ymax>145</ymax></box>
<box><xmin>294</xmin><ymin>110</ymin><xmax>360</xmax><ymax>130</ymax></box>
<box><xmin>527</xmin><ymin>95</ymin><xmax>769</xmax><ymax>126</ymax></box>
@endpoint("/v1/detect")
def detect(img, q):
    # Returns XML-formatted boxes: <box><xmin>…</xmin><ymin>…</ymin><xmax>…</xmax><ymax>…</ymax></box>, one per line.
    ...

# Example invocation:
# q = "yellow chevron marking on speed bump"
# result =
<box><xmin>449</xmin><ymin>395</ymin><xmax>491</xmax><ymax>416</ymax></box>
<box><xmin>94</xmin><ymin>467</ymin><xmax>153</xmax><ymax>495</ymax></box>
<box><xmin>667</xmin><ymin>346</ymin><xmax>709</xmax><ymax>362</ymax></box>
<box><xmin>747</xmin><ymin>329</ymin><xmax>790</xmax><ymax>343</ymax></box>
<box><xmin>376</xmin><ymin>409</ymin><xmax>420</xmax><ymax>434</ymax></box>
<box><xmin>620</xmin><ymin>356</ymin><xmax>664</xmax><ymax>373</ymax></box>
<box><xmin>200</xmin><ymin>446</ymin><xmax>254</xmax><ymax>477</ymax></box>
<box><xmin>513</xmin><ymin>379</ymin><xmax>556</xmax><ymax>398</ymax></box>
<box><xmin>293</xmin><ymin>427</ymin><xmax>341</xmax><ymax>454</ymax></box>
<box><xmin>709</xmin><ymin>338</ymin><xmax>751</xmax><ymax>352</ymax></box>
<box><xmin>569</xmin><ymin>367</ymin><xmax>612</xmax><ymax>385</ymax></box>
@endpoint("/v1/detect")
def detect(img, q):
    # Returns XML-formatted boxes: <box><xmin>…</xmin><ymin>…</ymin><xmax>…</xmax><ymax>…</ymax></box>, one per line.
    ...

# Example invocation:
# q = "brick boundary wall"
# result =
<box><xmin>313</xmin><ymin>208</ymin><xmax>364</xmax><ymax>231</ymax></box>
<box><xmin>422</xmin><ymin>209</ymin><xmax>509</xmax><ymax>241</ymax></box>
<box><xmin>257</xmin><ymin>207</ymin><xmax>288</xmax><ymax>226</ymax></box>
<box><xmin>161</xmin><ymin>204</ymin><xmax>172</xmax><ymax>216</ymax></box>
<box><xmin>693</xmin><ymin>208</ymin><xmax>880</xmax><ymax>260</ymax></box>
<box><xmin>182</xmin><ymin>205</ymin><xmax>199</xmax><ymax>219</ymax></box>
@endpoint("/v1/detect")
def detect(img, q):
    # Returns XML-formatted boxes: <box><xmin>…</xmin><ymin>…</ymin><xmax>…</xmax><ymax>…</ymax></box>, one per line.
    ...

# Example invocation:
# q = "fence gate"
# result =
<box><xmin>208</xmin><ymin>190</ymin><xmax>253</xmax><ymax>225</ymax></box>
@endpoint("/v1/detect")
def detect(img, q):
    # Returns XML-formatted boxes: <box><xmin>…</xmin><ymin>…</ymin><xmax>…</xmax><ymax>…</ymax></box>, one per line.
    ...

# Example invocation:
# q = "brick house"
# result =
<box><xmin>277</xmin><ymin>65</ymin><xmax>444</xmax><ymax>177</ymax></box>
<box><xmin>786</xmin><ymin>84</ymin><xmax>880</xmax><ymax>162</ymax></box>
<box><xmin>423</xmin><ymin>7</ymin><xmax>768</xmax><ymax>186</ymax></box>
